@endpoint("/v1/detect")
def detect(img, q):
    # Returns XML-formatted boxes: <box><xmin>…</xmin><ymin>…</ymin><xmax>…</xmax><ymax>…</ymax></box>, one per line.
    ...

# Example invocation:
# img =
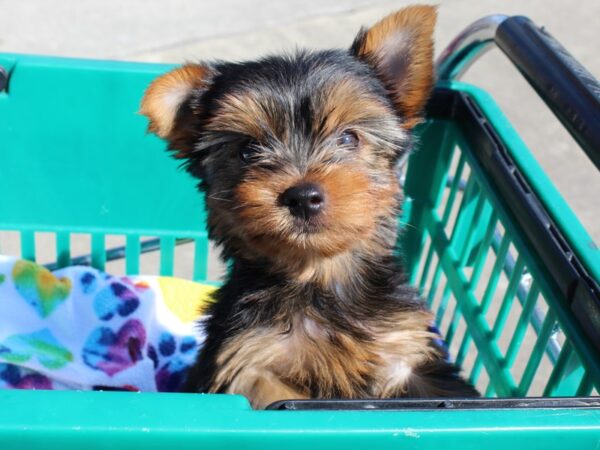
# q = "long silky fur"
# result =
<box><xmin>141</xmin><ymin>6</ymin><xmax>479</xmax><ymax>409</ymax></box>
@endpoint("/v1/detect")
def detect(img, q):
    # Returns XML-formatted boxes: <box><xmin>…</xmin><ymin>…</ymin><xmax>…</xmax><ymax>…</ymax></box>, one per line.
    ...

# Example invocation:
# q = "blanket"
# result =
<box><xmin>0</xmin><ymin>255</ymin><xmax>215</xmax><ymax>392</ymax></box>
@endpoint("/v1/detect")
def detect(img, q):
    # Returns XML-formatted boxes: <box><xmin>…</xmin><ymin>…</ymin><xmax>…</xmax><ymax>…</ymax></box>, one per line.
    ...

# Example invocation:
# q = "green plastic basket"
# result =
<box><xmin>0</xmin><ymin>15</ymin><xmax>599</xmax><ymax>450</ymax></box>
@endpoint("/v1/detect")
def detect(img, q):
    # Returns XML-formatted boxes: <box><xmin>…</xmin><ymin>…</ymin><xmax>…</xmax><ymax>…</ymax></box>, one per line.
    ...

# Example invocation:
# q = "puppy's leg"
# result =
<box><xmin>228</xmin><ymin>369</ymin><xmax>308</xmax><ymax>409</ymax></box>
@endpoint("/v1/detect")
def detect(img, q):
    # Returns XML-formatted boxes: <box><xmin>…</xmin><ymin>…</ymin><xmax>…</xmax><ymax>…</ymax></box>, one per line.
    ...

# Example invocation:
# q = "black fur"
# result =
<box><xmin>183</xmin><ymin>255</ymin><xmax>479</xmax><ymax>398</ymax></box>
<box><xmin>143</xmin><ymin>14</ymin><xmax>479</xmax><ymax>404</ymax></box>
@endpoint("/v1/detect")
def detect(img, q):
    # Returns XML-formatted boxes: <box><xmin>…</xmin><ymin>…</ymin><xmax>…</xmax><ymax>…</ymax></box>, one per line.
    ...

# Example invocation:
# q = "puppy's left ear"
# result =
<box><xmin>140</xmin><ymin>63</ymin><xmax>214</xmax><ymax>156</ymax></box>
<box><xmin>350</xmin><ymin>5</ymin><xmax>437</xmax><ymax>128</ymax></box>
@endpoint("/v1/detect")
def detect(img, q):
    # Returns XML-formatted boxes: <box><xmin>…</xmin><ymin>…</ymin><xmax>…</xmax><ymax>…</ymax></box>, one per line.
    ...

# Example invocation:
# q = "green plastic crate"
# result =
<box><xmin>0</xmin><ymin>30</ymin><xmax>599</xmax><ymax>450</ymax></box>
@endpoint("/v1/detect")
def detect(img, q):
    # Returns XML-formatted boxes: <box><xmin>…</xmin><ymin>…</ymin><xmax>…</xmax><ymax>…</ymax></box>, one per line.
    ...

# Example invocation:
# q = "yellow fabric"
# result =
<box><xmin>157</xmin><ymin>277</ymin><xmax>216</xmax><ymax>323</ymax></box>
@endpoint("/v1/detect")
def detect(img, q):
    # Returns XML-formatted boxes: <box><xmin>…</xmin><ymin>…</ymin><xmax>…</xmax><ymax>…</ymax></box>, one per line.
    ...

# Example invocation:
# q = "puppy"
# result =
<box><xmin>141</xmin><ymin>5</ymin><xmax>479</xmax><ymax>409</ymax></box>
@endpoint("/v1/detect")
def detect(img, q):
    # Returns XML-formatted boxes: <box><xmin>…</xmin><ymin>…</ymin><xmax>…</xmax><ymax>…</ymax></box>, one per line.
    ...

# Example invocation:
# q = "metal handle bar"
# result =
<box><xmin>437</xmin><ymin>15</ymin><xmax>600</xmax><ymax>171</ymax></box>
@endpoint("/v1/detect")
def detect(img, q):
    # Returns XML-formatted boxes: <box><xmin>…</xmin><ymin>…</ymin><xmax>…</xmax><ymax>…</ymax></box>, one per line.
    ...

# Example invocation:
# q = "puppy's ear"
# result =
<box><xmin>350</xmin><ymin>5</ymin><xmax>437</xmax><ymax>128</ymax></box>
<box><xmin>140</xmin><ymin>63</ymin><xmax>214</xmax><ymax>156</ymax></box>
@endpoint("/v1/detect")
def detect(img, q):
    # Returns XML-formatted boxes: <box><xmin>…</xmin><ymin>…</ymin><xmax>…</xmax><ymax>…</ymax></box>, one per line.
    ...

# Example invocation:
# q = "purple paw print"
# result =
<box><xmin>93</xmin><ymin>281</ymin><xmax>140</xmax><ymax>321</ymax></box>
<box><xmin>147</xmin><ymin>333</ymin><xmax>197</xmax><ymax>392</ymax></box>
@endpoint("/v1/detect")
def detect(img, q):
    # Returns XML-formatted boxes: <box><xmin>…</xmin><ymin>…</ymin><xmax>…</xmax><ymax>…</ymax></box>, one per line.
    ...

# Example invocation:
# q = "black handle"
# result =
<box><xmin>495</xmin><ymin>16</ymin><xmax>600</xmax><ymax>171</ymax></box>
<box><xmin>0</xmin><ymin>66</ymin><xmax>8</xmax><ymax>92</ymax></box>
<box><xmin>268</xmin><ymin>397</ymin><xmax>600</xmax><ymax>410</ymax></box>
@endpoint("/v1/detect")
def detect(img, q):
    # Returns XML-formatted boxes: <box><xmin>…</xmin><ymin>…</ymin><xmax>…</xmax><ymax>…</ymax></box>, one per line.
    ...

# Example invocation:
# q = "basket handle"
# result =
<box><xmin>437</xmin><ymin>15</ymin><xmax>600</xmax><ymax>172</ymax></box>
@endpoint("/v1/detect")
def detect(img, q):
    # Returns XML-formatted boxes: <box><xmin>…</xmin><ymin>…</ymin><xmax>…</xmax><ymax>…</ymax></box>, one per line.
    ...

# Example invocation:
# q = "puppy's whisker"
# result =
<box><xmin>210</xmin><ymin>188</ymin><xmax>232</xmax><ymax>195</ymax></box>
<box><xmin>397</xmin><ymin>221</ymin><xmax>418</xmax><ymax>231</ymax></box>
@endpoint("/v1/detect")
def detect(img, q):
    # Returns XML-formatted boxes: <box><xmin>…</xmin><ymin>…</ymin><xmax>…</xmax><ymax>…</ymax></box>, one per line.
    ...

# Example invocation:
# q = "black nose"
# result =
<box><xmin>280</xmin><ymin>183</ymin><xmax>325</xmax><ymax>219</ymax></box>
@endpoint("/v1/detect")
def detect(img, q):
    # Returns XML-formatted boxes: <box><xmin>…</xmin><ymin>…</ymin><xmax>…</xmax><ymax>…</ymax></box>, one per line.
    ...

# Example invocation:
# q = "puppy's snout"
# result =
<box><xmin>280</xmin><ymin>183</ymin><xmax>324</xmax><ymax>220</ymax></box>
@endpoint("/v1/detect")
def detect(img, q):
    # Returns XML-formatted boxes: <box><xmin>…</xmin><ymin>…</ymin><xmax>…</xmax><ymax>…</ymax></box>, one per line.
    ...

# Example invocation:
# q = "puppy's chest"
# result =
<box><xmin>288</xmin><ymin>320</ymin><xmax>391</xmax><ymax>387</ymax></box>
<box><xmin>275</xmin><ymin>315</ymin><xmax>433</xmax><ymax>391</ymax></box>
<box><xmin>213</xmin><ymin>290</ymin><xmax>437</xmax><ymax>399</ymax></box>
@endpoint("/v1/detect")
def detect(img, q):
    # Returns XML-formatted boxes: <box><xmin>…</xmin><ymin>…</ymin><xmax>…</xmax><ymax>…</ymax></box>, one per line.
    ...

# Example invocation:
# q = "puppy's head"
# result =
<box><xmin>141</xmin><ymin>6</ymin><xmax>436</xmax><ymax>272</ymax></box>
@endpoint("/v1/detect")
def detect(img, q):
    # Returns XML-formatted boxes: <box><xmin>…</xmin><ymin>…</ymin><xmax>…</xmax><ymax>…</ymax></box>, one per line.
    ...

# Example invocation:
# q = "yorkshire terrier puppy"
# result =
<box><xmin>141</xmin><ymin>5</ymin><xmax>478</xmax><ymax>408</ymax></box>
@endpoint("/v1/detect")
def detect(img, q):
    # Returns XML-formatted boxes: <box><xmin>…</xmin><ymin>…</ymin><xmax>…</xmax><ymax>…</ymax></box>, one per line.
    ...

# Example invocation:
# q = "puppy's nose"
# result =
<box><xmin>280</xmin><ymin>183</ymin><xmax>324</xmax><ymax>219</ymax></box>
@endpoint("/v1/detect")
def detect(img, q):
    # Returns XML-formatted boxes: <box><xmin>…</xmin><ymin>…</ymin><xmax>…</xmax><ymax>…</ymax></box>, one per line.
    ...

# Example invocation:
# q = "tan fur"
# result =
<box><xmin>228</xmin><ymin>369</ymin><xmax>308</xmax><ymax>409</ymax></box>
<box><xmin>318</xmin><ymin>79</ymin><xmax>395</xmax><ymax>137</ymax></box>
<box><xmin>232</xmin><ymin>162</ymin><xmax>399</xmax><ymax>285</ymax></box>
<box><xmin>205</xmin><ymin>91</ymin><xmax>281</xmax><ymax>142</ymax></box>
<box><xmin>354</xmin><ymin>5</ymin><xmax>437</xmax><ymax>127</ymax></box>
<box><xmin>211</xmin><ymin>309</ymin><xmax>438</xmax><ymax>409</ymax></box>
<box><xmin>205</xmin><ymin>75</ymin><xmax>400</xmax><ymax>145</ymax></box>
<box><xmin>140</xmin><ymin>63</ymin><xmax>212</xmax><ymax>141</ymax></box>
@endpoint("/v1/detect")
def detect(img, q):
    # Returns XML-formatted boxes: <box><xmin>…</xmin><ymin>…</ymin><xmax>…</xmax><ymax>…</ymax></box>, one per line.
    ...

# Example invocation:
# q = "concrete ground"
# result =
<box><xmin>0</xmin><ymin>1</ymin><xmax>598</xmax><ymax>395</ymax></box>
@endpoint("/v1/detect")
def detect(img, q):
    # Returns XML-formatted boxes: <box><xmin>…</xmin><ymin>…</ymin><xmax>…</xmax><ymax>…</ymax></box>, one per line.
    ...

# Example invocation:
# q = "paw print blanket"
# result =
<box><xmin>0</xmin><ymin>255</ymin><xmax>215</xmax><ymax>392</ymax></box>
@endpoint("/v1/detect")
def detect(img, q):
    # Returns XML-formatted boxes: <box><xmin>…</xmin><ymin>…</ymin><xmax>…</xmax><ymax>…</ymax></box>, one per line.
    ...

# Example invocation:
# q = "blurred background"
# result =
<box><xmin>1</xmin><ymin>0</ymin><xmax>598</xmax><ymax>244</ymax></box>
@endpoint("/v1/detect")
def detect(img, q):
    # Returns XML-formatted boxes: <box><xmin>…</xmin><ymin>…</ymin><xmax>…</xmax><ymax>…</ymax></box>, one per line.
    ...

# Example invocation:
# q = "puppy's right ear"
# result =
<box><xmin>140</xmin><ymin>63</ymin><xmax>214</xmax><ymax>157</ymax></box>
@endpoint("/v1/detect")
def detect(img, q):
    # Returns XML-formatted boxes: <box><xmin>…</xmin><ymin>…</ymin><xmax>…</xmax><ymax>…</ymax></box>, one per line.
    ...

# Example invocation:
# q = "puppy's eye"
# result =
<box><xmin>239</xmin><ymin>141</ymin><xmax>259</xmax><ymax>163</ymax></box>
<box><xmin>336</xmin><ymin>130</ymin><xmax>359</xmax><ymax>149</ymax></box>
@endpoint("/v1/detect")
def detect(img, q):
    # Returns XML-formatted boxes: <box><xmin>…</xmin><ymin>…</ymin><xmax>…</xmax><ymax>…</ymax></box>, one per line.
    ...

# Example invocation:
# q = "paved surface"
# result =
<box><xmin>1</xmin><ymin>1</ymin><xmax>598</xmax><ymax>394</ymax></box>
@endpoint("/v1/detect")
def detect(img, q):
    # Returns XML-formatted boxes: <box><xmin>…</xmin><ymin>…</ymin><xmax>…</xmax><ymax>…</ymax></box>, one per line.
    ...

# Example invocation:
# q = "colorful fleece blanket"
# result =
<box><xmin>0</xmin><ymin>255</ymin><xmax>215</xmax><ymax>392</ymax></box>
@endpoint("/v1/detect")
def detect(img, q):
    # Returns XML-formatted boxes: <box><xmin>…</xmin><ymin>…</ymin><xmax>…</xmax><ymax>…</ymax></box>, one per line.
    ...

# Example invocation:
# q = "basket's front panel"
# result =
<box><xmin>403</xmin><ymin>120</ymin><xmax>600</xmax><ymax>397</ymax></box>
